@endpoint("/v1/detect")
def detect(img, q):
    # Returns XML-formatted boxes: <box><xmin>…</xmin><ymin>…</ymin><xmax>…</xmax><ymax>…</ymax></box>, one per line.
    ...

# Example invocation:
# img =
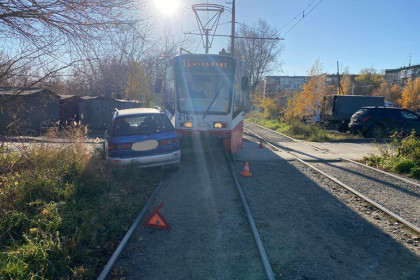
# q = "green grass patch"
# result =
<box><xmin>246</xmin><ymin>111</ymin><xmax>349</xmax><ymax>142</ymax></box>
<box><xmin>363</xmin><ymin>132</ymin><xmax>420</xmax><ymax>178</ymax></box>
<box><xmin>0</xmin><ymin>133</ymin><xmax>165</xmax><ymax>279</ymax></box>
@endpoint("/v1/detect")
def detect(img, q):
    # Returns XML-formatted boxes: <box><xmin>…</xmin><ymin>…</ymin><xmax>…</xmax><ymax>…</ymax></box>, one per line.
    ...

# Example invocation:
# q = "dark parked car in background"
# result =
<box><xmin>349</xmin><ymin>107</ymin><xmax>420</xmax><ymax>138</ymax></box>
<box><xmin>321</xmin><ymin>95</ymin><xmax>385</xmax><ymax>132</ymax></box>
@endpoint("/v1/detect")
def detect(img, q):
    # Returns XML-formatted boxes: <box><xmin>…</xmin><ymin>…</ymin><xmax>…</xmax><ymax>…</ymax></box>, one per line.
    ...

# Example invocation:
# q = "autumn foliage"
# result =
<box><xmin>255</xmin><ymin>58</ymin><xmax>420</xmax><ymax>122</ymax></box>
<box><xmin>284</xmin><ymin>59</ymin><xmax>334</xmax><ymax>120</ymax></box>
<box><xmin>399</xmin><ymin>78</ymin><xmax>420</xmax><ymax>111</ymax></box>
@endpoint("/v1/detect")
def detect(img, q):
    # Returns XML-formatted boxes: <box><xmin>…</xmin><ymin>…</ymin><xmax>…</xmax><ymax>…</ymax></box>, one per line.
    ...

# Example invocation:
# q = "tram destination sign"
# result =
<box><xmin>174</xmin><ymin>55</ymin><xmax>236</xmax><ymax>74</ymax></box>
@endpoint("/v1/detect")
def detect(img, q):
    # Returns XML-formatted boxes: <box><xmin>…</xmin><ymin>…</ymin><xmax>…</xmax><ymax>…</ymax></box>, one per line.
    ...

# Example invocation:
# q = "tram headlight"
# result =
<box><xmin>213</xmin><ymin>122</ymin><xmax>227</xmax><ymax>129</ymax></box>
<box><xmin>183</xmin><ymin>121</ymin><xmax>193</xmax><ymax>128</ymax></box>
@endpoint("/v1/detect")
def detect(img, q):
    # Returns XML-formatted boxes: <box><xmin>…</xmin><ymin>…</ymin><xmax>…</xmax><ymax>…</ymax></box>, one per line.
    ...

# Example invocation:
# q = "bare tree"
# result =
<box><xmin>0</xmin><ymin>0</ymin><xmax>143</xmax><ymax>92</ymax></box>
<box><xmin>232</xmin><ymin>19</ymin><xmax>283</xmax><ymax>109</ymax></box>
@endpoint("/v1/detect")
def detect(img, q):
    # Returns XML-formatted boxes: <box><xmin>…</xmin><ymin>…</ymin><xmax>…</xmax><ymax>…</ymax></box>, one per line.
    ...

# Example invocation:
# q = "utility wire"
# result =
<box><xmin>279</xmin><ymin>0</ymin><xmax>318</xmax><ymax>31</ymax></box>
<box><xmin>283</xmin><ymin>0</ymin><xmax>325</xmax><ymax>37</ymax></box>
<box><xmin>186</xmin><ymin>21</ymin><xmax>231</xmax><ymax>34</ymax></box>
<box><xmin>235</xmin><ymin>21</ymin><xmax>265</xmax><ymax>33</ymax></box>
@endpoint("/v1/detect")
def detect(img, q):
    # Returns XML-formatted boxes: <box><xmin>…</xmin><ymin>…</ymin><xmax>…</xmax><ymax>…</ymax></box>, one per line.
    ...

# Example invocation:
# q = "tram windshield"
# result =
<box><xmin>174</xmin><ymin>55</ymin><xmax>236</xmax><ymax>115</ymax></box>
<box><xmin>178</xmin><ymin>73</ymin><xmax>233</xmax><ymax>114</ymax></box>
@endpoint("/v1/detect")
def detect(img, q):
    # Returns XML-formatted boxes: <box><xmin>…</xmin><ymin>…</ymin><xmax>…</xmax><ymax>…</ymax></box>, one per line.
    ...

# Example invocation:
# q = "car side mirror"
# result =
<box><xmin>155</xmin><ymin>78</ymin><xmax>163</xmax><ymax>94</ymax></box>
<box><xmin>241</xmin><ymin>77</ymin><xmax>249</xmax><ymax>91</ymax></box>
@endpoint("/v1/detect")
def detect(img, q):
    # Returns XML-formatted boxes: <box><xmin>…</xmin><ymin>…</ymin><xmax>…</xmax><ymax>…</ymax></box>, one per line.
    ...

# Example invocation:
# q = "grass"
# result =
<box><xmin>246</xmin><ymin>111</ymin><xmax>350</xmax><ymax>142</ymax></box>
<box><xmin>0</xmin><ymin>127</ymin><xmax>165</xmax><ymax>279</ymax></box>
<box><xmin>363</xmin><ymin>132</ymin><xmax>420</xmax><ymax>179</ymax></box>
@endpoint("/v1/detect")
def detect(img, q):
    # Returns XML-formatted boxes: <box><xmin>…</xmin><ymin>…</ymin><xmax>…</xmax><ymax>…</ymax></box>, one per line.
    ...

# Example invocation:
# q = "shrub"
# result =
<box><xmin>262</xmin><ymin>97</ymin><xmax>280</xmax><ymax>119</ymax></box>
<box><xmin>0</xmin><ymin>128</ymin><xmax>163</xmax><ymax>279</ymax></box>
<box><xmin>409</xmin><ymin>167</ymin><xmax>420</xmax><ymax>178</ymax></box>
<box><xmin>363</xmin><ymin>132</ymin><xmax>420</xmax><ymax>178</ymax></box>
<box><xmin>246</xmin><ymin>113</ymin><xmax>347</xmax><ymax>142</ymax></box>
<box><xmin>391</xmin><ymin>157</ymin><xmax>416</xmax><ymax>174</ymax></box>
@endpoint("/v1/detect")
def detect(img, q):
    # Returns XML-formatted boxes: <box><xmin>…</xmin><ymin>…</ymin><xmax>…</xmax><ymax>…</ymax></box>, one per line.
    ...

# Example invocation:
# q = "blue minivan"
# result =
<box><xmin>104</xmin><ymin>108</ymin><xmax>181</xmax><ymax>167</ymax></box>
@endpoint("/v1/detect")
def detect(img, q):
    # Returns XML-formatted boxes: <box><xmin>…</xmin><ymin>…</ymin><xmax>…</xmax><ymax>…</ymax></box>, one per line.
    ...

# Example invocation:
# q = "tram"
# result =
<box><xmin>157</xmin><ymin>53</ymin><xmax>248</xmax><ymax>153</ymax></box>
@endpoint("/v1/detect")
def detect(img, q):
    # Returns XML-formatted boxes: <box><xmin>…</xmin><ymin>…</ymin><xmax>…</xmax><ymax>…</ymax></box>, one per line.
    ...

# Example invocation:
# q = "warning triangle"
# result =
<box><xmin>144</xmin><ymin>204</ymin><xmax>171</xmax><ymax>230</ymax></box>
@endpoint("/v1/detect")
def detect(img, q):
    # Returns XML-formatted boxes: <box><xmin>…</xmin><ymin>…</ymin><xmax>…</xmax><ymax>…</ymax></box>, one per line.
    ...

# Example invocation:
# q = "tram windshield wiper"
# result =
<box><xmin>202</xmin><ymin>81</ymin><xmax>225</xmax><ymax>119</ymax></box>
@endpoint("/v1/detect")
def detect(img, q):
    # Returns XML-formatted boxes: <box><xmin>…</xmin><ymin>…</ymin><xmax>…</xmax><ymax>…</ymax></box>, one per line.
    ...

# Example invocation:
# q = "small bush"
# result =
<box><xmin>262</xmin><ymin>98</ymin><xmax>280</xmax><ymax>119</ymax></box>
<box><xmin>247</xmin><ymin>113</ymin><xmax>347</xmax><ymax>142</ymax></box>
<box><xmin>409</xmin><ymin>166</ymin><xmax>420</xmax><ymax>178</ymax></box>
<box><xmin>391</xmin><ymin>157</ymin><xmax>416</xmax><ymax>174</ymax></box>
<box><xmin>363</xmin><ymin>132</ymin><xmax>420</xmax><ymax>178</ymax></box>
<box><xmin>0</xmin><ymin>128</ymin><xmax>164</xmax><ymax>279</ymax></box>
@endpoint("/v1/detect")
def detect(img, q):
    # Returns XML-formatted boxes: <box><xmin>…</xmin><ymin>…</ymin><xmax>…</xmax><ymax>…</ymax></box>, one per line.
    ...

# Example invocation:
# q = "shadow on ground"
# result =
<box><xmin>233</xmin><ymin>141</ymin><xmax>420</xmax><ymax>280</ymax></box>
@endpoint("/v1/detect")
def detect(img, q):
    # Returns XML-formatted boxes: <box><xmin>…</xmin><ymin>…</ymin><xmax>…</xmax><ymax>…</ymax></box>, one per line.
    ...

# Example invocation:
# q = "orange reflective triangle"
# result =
<box><xmin>144</xmin><ymin>211</ymin><xmax>171</xmax><ymax>230</ymax></box>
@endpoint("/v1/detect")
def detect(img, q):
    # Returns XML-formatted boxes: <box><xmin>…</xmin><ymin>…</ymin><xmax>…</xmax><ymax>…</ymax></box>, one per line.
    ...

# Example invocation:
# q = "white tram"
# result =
<box><xmin>159</xmin><ymin>53</ymin><xmax>248</xmax><ymax>153</ymax></box>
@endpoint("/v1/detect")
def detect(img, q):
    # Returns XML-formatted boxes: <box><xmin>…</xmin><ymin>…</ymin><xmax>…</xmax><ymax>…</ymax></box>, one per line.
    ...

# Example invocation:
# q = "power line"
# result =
<box><xmin>235</xmin><ymin>21</ymin><xmax>265</xmax><ymax>33</ymax></box>
<box><xmin>279</xmin><ymin>0</ymin><xmax>318</xmax><ymax>31</ymax></box>
<box><xmin>186</xmin><ymin>21</ymin><xmax>231</xmax><ymax>35</ymax></box>
<box><xmin>283</xmin><ymin>0</ymin><xmax>325</xmax><ymax>37</ymax></box>
<box><xmin>183</xmin><ymin>32</ymin><xmax>283</xmax><ymax>40</ymax></box>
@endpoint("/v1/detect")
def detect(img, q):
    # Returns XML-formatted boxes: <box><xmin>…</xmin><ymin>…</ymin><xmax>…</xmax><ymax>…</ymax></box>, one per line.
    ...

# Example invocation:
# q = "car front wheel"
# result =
<box><xmin>368</xmin><ymin>124</ymin><xmax>385</xmax><ymax>138</ymax></box>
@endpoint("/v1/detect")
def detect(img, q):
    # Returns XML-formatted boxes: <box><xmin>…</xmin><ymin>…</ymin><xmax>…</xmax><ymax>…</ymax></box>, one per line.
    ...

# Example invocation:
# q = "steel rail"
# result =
<box><xmin>244</xmin><ymin>128</ymin><xmax>420</xmax><ymax>234</ymax></box>
<box><xmin>224</xmin><ymin>152</ymin><xmax>277</xmax><ymax>280</ymax></box>
<box><xmin>97</xmin><ymin>179</ymin><xmax>166</xmax><ymax>280</ymax></box>
<box><xmin>339</xmin><ymin>157</ymin><xmax>420</xmax><ymax>189</ymax></box>
<box><xmin>246</xmin><ymin>121</ymin><xmax>420</xmax><ymax>188</ymax></box>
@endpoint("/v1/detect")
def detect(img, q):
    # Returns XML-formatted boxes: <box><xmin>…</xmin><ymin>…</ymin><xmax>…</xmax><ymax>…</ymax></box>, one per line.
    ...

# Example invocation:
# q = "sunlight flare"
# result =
<box><xmin>154</xmin><ymin>0</ymin><xmax>180</xmax><ymax>15</ymax></box>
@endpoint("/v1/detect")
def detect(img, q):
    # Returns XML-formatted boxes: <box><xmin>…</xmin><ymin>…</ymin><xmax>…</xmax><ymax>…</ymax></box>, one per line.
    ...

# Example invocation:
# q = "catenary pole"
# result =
<box><xmin>231</xmin><ymin>0</ymin><xmax>235</xmax><ymax>56</ymax></box>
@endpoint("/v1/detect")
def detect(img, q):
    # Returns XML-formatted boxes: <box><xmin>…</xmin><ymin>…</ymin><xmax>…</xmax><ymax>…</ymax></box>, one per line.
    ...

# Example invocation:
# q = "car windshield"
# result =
<box><xmin>177</xmin><ymin>73</ymin><xmax>233</xmax><ymax>114</ymax></box>
<box><xmin>112</xmin><ymin>114</ymin><xmax>174</xmax><ymax>136</ymax></box>
<box><xmin>356</xmin><ymin>109</ymin><xmax>368</xmax><ymax>115</ymax></box>
<box><xmin>401</xmin><ymin>110</ymin><xmax>420</xmax><ymax>120</ymax></box>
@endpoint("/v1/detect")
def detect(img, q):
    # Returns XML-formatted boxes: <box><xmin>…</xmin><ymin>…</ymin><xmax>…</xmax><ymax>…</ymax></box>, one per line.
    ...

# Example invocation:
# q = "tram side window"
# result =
<box><xmin>233</xmin><ymin>80</ymin><xmax>244</xmax><ymax>118</ymax></box>
<box><xmin>165</xmin><ymin>66</ymin><xmax>175</xmax><ymax>114</ymax></box>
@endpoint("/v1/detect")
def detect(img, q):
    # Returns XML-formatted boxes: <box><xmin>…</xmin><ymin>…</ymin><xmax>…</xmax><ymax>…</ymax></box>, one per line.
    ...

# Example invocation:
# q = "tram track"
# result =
<box><xmin>98</xmin><ymin>145</ymin><xmax>272</xmax><ymax>280</ymax></box>
<box><xmin>97</xmin><ymin>179</ymin><xmax>166</xmax><ymax>280</ymax></box>
<box><xmin>224</xmin><ymin>152</ymin><xmax>276</xmax><ymax>280</ymax></box>
<box><xmin>97</xmin><ymin>127</ymin><xmax>419</xmax><ymax>279</ymax></box>
<box><xmin>244</xmin><ymin>121</ymin><xmax>420</xmax><ymax>234</ymax></box>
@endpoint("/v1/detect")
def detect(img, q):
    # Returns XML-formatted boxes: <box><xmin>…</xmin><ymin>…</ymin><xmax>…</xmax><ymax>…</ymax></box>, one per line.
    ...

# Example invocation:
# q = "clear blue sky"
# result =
<box><xmin>152</xmin><ymin>0</ymin><xmax>420</xmax><ymax>75</ymax></box>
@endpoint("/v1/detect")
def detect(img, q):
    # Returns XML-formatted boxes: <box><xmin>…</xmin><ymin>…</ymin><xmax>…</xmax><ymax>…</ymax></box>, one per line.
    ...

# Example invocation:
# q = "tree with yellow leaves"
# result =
<box><xmin>125</xmin><ymin>62</ymin><xmax>154</xmax><ymax>106</ymax></box>
<box><xmin>354</xmin><ymin>68</ymin><xmax>383</xmax><ymax>96</ymax></box>
<box><xmin>339</xmin><ymin>73</ymin><xmax>353</xmax><ymax>95</ymax></box>
<box><xmin>284</xmin><ymin>58</ymin><xmax>328</xmax><ymax>120</ymax></box>
<box><xmin>389</xmin><ymin>84</ymin><xmax>402</xmax><ymax>105</ymax></box>
<box><xmin>283</xmin><ymin>93</ymin><xmax>301</xmax><ymax>120</ymax></box>
<box><xmin>399</xmin><ymin>78</ymin><xmax>420</xmax><ymax>111</ymax></box>
<box><xmin>372</xmin><ymin>80</ymin><xmax>402</xmax><ymax>104</ymax></box>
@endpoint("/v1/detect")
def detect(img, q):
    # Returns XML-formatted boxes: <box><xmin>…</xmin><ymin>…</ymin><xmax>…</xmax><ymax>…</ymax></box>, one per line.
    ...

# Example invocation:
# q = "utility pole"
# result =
<box><xmin>337</xmin><ymin>61</ymin><xmax>344</xmax><ymax>95</ymax></box>
<box><xmin>205</xmin><ymin>30</ymin><xmax>209</xmax><ymax>54</ymax></box>
<box><xmin>183</xmin><ymin>3</ymin><xmax>282</xmax><ymax>54</ymax></box>
<box><xmin>231</xmin><ymin>0</ymin><xmax>235</xmax><ymax>56</ymax></box>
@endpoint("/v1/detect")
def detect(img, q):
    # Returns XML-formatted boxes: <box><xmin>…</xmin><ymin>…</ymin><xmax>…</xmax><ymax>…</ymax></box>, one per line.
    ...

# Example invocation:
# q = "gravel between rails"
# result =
<box><xmin>110</xmin><ymin>144</ymin><xmax>266</xmax><ymax>280</ymax></box>
<box><xmin>244</xmin><ymin>121</ymin><xmax>420</xmax><ymax>229</ymax></box>
<box><xmin>234</xmin><ymin>138</ymin><xmax>420</xmax><ymax>279</ymax></box>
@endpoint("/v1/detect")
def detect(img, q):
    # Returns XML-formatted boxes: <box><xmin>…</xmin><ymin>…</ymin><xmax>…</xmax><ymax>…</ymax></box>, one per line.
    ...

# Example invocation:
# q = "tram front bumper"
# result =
<box><xmin>177</xmin><ymin>129</ymin><xmax>231</xmax><ymax>139</ymax></box>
